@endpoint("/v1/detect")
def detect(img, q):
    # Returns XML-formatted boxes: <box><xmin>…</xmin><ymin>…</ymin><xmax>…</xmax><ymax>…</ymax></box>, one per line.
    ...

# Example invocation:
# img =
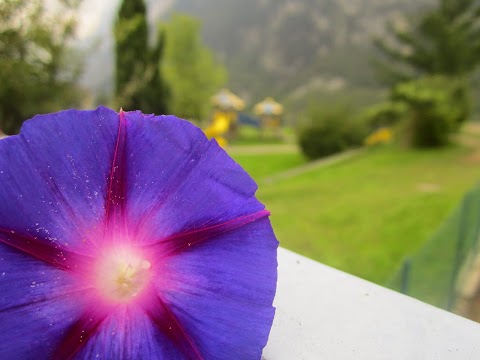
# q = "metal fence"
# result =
<box><xmin>388</xmin><ymin>183</ymin><xmax>480</xmax><ymax>317</ymax></box>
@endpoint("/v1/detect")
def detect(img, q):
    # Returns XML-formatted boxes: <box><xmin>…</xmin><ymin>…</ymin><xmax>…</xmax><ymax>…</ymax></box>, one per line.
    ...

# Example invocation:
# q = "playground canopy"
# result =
<box><xmin>211</xmin><ymin>89</ymin><xmax>245</xmax><ymax>111</ymax></box>
<box><xmin>254</xmin><ymin>97</ymin><xmax>284</xmax><ymax>116</ymax></box>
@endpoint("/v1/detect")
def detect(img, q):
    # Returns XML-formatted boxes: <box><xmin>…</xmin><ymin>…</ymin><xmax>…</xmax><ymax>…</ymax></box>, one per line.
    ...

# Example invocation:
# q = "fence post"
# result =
<box><xmin>401</xmin><ymin>257</ymin><xmax>412</xmax><ymax>295</ymax></box>
<box><xmin>447</xmin><ymin>196</ymin><xmax>470</xmax><ymax>311</ymax></box>
<box><xmin>473</xmin><ymin>184</ymin><xmax>480</xmax><ymax>256</ymax></box>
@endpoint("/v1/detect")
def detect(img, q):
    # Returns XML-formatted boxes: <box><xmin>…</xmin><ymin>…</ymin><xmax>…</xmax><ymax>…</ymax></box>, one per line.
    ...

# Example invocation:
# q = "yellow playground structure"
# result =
<box><xmin>254</xmin><ymin>97</ymin><xmax>284</xmax><ymax>136</ymax></box>
<box><xmin>204</xmin><ymin>90</ymin><xmax>286</xmax><ymax>146</ymax></box>
<box><xmin>204</xmin><ymin>89</ymin><xmax>245</xmax><ymax>147</ymax></box>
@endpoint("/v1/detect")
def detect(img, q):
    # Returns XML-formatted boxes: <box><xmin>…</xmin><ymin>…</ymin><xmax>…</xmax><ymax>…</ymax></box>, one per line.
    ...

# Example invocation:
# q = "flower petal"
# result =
<box><xmin>150</xmin><ymin>217</ymin><xmax>278</xmax><ymax>359</ymax></box>
<box><xmin>122</xmin><ymin>112</ymin><xmax>265</xmax><ymax>244</ymax></box>
<box><xmin>145</xmin><ymin>209</ymin><xmax>270</xmax><ymax>260</ymax></box>
<box><xmin>104</xmin><ymin>110</ymin><xmax>128</xmax><ymax>239</ymax></box>
<box><xmin>0</xmin><ymin>227</ymin><xmax>93</xmax><ymax>273</ymax></box>
<box><xmin>0</xmin><ymin>107</ymin><xmax>119</xmax><ymax>253</ymax></box>
<box><xmin>74</xmin><ymin>305</ymin><xmax>186</xmax><ymax>360</ymax></box>
<box><xmin>0</xmin><ymin>245</ymin><xmax>95</xmax><ymax>359</ymax></box>
<box><xmin>53</xmin><ymin>308</ymin><xmax>109</xmax><ymax>360</ymax></box>
<box><xmin>144</xmin><ymin>291</ymin><xmax>204</xmax><ymax>359</ymax></box>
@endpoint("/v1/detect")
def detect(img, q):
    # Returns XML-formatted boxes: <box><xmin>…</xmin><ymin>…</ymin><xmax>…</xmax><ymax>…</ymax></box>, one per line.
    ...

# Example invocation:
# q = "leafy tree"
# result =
<box><xmin>391</xmin><ymin>76</ymin><xmax>470</xmax><ymax>147</ymax></box>
<box><xmin>114</xmin><ymin>0</ymin><xmax>169</xmax><ymax>113</ymax></box>
<box><xmin>160</xmin><ymin>13</ymin><xmax>226</xmax><ymax>121</ymax></box>
<box><xmin>374</xmin><ymin>0</ymin><xmax>480</xmax><ymax>84</ymax></box>
<box><xmin>0</xmin><ymin>0</ymin><xmax>83</xmax><ymax>134</ymax></box>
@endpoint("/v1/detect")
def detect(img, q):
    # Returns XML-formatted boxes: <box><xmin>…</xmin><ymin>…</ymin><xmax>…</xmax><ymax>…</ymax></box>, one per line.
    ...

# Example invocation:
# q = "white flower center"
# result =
<box><xmin>96</xmin><ymin>247</ymin><xmax>151</xmax><ymax>303</ymax></box>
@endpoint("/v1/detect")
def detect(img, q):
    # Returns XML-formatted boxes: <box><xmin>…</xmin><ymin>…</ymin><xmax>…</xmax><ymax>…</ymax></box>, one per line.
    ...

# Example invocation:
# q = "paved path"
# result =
<box><xmin>263</xmin><ymin>148</ymin><xmax>364</xmax><ymax>184</ymax></box>
<box><xmin>227</xmin><ymin>143</ymin><xmax>363</xmax><ymax>184</ymax></box>
<box><xmin>227</xmin><ymin>144</ymin><xmax>298</xmax><ymax>155</ymax></box>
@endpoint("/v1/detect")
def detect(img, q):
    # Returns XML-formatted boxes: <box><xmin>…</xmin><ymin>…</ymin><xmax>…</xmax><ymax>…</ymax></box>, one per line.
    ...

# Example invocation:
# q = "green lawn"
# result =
<box><xmin>232</xmin><ymin>143</ymin><xmax>480</xmax><ymax>285</ymax></box>
<box><xmin>230</xmin><ymin>152</ymin><xmax>305</xmax><ymax>180</ymax></box>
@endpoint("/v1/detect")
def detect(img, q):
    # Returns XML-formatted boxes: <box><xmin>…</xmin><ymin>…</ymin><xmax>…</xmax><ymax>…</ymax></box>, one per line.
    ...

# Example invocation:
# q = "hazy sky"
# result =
<box><xmin>74</xmin><ymin>0</ymin><xmax>173</xmax><ymax>42</ymax></box>
<box><xmin>67</xmin><ymin>0</ymin><xmax>174</xmax><ymax>92</ymax></box>
<box><xmin>76</xmin><ymin>0</ymin><xmax>118</xmax><ymax>41</ymax></box>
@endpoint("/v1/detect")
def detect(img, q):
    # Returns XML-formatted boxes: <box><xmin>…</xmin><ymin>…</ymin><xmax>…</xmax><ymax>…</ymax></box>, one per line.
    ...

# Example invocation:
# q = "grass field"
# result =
<box><xmin>229</xmin><ymin>140</ymin><xmax>480</xmax><ymax>285</ymax></box>
<box><xmin>230</xmin><ymin>152</ymin><xmax>305</xmax><ymax>180</ymax></box>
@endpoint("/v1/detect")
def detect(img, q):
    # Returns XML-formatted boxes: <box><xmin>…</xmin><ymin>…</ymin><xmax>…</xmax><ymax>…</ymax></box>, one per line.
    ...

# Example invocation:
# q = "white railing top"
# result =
<box><xmin>264</xmin><ymin>248</ymin><xmax>480</xmax><ymax>359</ymax></box>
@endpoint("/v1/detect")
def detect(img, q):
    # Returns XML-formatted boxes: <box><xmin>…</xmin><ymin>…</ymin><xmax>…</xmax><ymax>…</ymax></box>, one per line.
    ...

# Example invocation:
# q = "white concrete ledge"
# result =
<box><xmin>264</xmin><ymin>248</ymin><xmax>480</xmax><ymax>359</ymax></box>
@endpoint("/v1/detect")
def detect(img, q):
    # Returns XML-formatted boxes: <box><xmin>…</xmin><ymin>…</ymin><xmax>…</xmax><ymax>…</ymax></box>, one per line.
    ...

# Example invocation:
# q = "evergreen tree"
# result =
<box><xmin>114</xmin><ymin>0</ymin><xmax>169</xmax><ymax>113</ymax></box>
<box><xmin>114</xmin><ymin>0</ymin><xmax>148</xmax><ymax>110</ymax></box>
<box><xmin>374</xmin><ymin>0</ymin><xmax>480</xmax><ymax>85</ymax></box>
<box><xmin>139</xmin><ymin>29</ymin><xmax>170</xmax><ymax>115</ymax></box>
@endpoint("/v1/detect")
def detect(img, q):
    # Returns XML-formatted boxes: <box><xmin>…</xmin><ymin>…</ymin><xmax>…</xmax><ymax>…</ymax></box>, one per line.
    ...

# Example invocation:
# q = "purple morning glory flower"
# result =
<box><xmin>0</xmin><ymin>107</ymin><xmax>278</xmax><ymax>359</ymax></box>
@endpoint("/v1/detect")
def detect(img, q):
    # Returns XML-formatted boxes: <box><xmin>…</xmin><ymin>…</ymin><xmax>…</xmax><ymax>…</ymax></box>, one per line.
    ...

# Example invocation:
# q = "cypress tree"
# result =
<box><xmin>140</xmin><ymin>29</ymin><xmax>170</xmax><ymax>114</ymax></box>
<box><xmin>114</xmin><ymin>0</ymin><xmax>146</xmax><ymax>110</ymax></box>
<box><xmin>114</xmin><ymin>0</ymin><xmax>169</xmax><ymax>113</ymax></box>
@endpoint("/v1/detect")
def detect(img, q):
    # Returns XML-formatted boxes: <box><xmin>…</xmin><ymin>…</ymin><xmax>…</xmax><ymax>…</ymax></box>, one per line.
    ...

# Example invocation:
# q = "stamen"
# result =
<box><xmin>95</xmin><ymin>247</ymin><xmax>151</xmax><ymax>303</ymax></box>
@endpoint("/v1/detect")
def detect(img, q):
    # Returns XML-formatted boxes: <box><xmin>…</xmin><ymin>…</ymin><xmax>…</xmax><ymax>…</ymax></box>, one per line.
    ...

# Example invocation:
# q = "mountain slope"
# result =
<box><xmin>79</xmin><ymin>0</ymin><xmax>434</xmax><ymax>107</ymax></box>
<box><xmin>167</xmin><ymin>0</ymin><xmax>433</xmax><ymax>102</ymax></box>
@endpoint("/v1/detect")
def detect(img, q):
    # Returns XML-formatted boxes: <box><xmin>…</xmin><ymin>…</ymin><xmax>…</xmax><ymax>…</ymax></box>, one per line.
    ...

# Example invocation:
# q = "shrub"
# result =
<box><xmin>298</xmin><ymin>105</ymin><xmax>367</xmax><ymax>160</ymax></box>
